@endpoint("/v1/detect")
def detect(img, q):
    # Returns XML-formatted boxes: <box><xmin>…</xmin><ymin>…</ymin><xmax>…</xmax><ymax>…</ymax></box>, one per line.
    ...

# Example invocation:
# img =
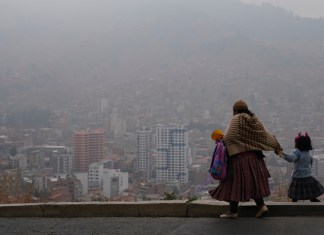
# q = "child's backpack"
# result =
<box><xmin>209</xmin><ymin>140</ymin><xmax>228</xmax><ymax>181</ymax></box>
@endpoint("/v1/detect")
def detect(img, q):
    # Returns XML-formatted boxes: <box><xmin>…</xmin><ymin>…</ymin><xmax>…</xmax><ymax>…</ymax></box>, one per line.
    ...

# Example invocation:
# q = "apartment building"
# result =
<box><xmin>156</xmin><ymin>125</ymin><xmax>189</xmax><ymax>184</ymax></box>
<box><xmin>73</xmin><ymin>129</ymin><xmax>104</xmax><ymax>172</ymax></box>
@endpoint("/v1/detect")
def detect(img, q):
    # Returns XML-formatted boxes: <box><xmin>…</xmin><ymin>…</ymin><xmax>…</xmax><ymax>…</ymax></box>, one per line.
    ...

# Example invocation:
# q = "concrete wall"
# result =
<box><xmin>0</xmin><ymin>200</ymin><xmax>323</xmax><ymax>217</ymax></box>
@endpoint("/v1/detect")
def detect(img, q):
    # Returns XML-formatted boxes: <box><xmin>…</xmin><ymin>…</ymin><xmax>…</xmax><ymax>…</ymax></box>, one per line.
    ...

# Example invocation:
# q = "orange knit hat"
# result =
<box><xmin>211</xmin><ymin>129</ymin><xmax>224</xmax><ymax>141</ymax></box>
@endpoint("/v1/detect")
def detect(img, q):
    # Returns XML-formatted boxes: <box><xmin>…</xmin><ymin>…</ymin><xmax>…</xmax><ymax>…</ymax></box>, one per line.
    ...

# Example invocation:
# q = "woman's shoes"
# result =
<box><xmin>220</xmin><ymin>206</ymin><xmax>269</xmax><ymax>218</ymax></box>
<box><xmin>220</xmin><ymin>212</ymin><xmax>238</xmax><ymax>218</ymax></box>
<box><xmin>256</xmin><ymin>205</ymin><xmax>269</xmax><ymax>218</ymax></box>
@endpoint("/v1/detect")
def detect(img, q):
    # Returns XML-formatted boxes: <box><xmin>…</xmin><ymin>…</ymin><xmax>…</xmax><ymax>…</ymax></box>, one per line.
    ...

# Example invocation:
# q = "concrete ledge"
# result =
<box><xmin>238</xmin><ymin>202</ymin><xmax>324</xmax><ymax>217</ymax></box>
<box><xmin>137</xmin><ymin>201</ymin><xmax>187</xmax><ymax>217</ymax></box>
<box><xmin>0</xmin><ymin>203</ymin><xmax>43</xmax><ymax>217</ymax></box>
<box><xmin>189</xmin><ymin>201</ymin><xmax>324</xmax><ymax>217</ymax></box>
<box><xmin>42</xmin><ymin>202</ymin><xmax>139</xmax><ymax>217</ymax></box>
<box><xmin>0</xmin><ymin>201</ymin><xmax>323</xmax><ymax>217</ymax></box>
<box><xmin>187</xmin><ymin>201</ymin><xmax>228</xmax><ymax>217</ymax></box>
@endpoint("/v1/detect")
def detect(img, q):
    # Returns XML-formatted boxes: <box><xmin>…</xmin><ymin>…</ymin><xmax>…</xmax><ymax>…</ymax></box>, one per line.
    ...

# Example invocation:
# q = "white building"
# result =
<box><xmin>156</xmin><ymin>125</ymin><xmax>189</xmax><ymax>184</ymax></box>
<box><xmin>313</xmin><ymin>154</ymin><xmax>324</xmax><ymax>178</ymax></box>
<box><xmin>110</xmin><ymin>108</ymin><xmax>126</xmax><ymax>137</ymax></box>
<box><xmin>88</xmin><ymin>162</ymin><xmax>104</xmax><ymax>192</ymax></box>
<box><xmin>97</xmin><ymin>98</ymin><xmax>108</xmax><ymax>113</ymax></box>
<box><xmin>136</xmin><ymin>126</ymin><xmax>152</xmax><ymax>176</ymax></box>
<box><xmin>102</xmin><ymin>169</ymin><xmax>128</xmax><ymax>198</ymax></box>
<box><xmin>74</xmin><ymin>172</ymin><xmax>88</xmax><ymax>195</ymax></box>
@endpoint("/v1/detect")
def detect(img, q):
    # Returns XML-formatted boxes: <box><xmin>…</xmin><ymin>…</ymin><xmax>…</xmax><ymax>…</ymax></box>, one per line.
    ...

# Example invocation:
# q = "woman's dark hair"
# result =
<box><xmin>234</xmin><ymin>109</ymin><xmax>254</xmax><ymax>116</ymax></box>
<box><xmin>295</xmin><ymin>135</ymin><xmax>313</xmax><ymax>151</ymax></box>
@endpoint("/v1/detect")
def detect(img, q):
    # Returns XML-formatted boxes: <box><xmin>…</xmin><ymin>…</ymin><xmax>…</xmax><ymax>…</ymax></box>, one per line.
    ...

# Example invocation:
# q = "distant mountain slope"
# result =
<box><xmin>0</xmin><ymin>0</ymin><xmax>323</xmax><ymax>108</ymax></box>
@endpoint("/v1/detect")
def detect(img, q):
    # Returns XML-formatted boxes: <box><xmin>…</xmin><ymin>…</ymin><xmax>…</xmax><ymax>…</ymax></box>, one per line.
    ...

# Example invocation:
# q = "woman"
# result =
<box><xmin>209</xmin><ymin>100</ymin><xmax>282</xmax><ymax>218</ymax></box>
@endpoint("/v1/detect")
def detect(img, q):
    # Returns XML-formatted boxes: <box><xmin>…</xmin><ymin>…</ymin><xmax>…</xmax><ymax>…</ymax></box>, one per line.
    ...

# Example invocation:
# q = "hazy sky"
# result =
<box><xmin>241</xmin><ymin>0</ymin><xmax>324</xmax><ymax>18</ymax></box>
<box><xmin>1</xmin><ymin>1</ymin><xmax>323</xmax><ymax>19</ymax></box>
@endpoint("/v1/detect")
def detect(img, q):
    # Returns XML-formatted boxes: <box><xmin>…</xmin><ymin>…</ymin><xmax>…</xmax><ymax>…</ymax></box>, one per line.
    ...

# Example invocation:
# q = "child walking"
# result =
<box><xmin>279</xmin><ymin>132</ymin><xmax>324</xmax><ymax>202</ymax></box>
<box><xmin>211</xmin><ymin>129</ymin><xmax>224</xmax><ymax>142</ymax></box>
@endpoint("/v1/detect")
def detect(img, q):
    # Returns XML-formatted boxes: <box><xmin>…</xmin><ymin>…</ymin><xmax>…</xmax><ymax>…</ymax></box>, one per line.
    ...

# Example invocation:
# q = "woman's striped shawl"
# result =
<box><xmin>223</xmin><ymin>113</ymin><xmax>280</xmax><ymax>157</ymax></box>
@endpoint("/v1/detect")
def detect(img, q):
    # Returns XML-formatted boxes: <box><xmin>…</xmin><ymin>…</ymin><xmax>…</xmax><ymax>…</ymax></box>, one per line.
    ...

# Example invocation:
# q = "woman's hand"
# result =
<box><xmin>274</xmin><ymin>146</ymin><xmax>283</xmax><ymax>156</ymax></box>
<box><xmin>277</xmin><ymin>149</ymin><xmax>284</xmax><ymax>157</ymax></box>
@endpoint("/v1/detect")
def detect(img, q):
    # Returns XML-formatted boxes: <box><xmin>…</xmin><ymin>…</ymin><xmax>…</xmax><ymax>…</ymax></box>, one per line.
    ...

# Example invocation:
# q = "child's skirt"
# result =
<box><xmin>209</xmin><ymin>151</ymin><xmax>270</xmax><ymax>202</ymax></box>
<box><xmin>288</xmin><ymin>176</ymin><xmax>324</xmax><ymax>200</ymax></box>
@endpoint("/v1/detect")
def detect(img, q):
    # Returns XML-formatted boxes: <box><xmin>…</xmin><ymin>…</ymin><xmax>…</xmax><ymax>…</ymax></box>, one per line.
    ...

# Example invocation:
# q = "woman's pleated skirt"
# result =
<box><xmin>209</xmin><ymin>151</ymin><xmax>270</xmax><ymax>202</ymax></box>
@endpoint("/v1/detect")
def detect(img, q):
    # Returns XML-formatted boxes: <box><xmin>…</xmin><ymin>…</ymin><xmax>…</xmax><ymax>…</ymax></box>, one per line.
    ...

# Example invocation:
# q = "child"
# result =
<box><xmin>209</xmin><ymin>129</ymin><xmax>226</xmax><ymax>181</ymax></box>
<box><xmin>211</xmin><ymin>129</ymin><xmax>224</xmax><ymax>142</ymax></box>
<box><xmin>279</xmin><ymin>132</ymin><xmax>324</xmax><ymax>202</ymax></box>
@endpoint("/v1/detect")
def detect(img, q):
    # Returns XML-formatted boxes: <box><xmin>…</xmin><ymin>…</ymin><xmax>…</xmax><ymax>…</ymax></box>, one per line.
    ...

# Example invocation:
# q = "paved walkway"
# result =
<box><xmin>1</xmin><ymin>217</ymin><xmax>324</xmax><ymax>235</ymax></box>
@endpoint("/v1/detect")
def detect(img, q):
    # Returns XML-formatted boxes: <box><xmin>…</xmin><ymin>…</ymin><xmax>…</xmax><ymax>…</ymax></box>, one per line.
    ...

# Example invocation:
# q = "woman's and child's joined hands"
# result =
<box><xmin>274</xmin><ymin>146</ymin><xmax>283</xmax><ymax>157</ymax></box>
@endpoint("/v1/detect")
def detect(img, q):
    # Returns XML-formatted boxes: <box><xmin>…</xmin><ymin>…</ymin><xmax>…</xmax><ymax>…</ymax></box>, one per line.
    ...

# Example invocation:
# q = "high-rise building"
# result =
<box><xmin>88</xmin><ymin>162</ymin><xmax>104</xmax><ymax>192</ymax></box>
<box><xmin>97</xmin><ymin>98</ymin><xmax>108</xmax><ymax>113</ymax></box>
<box><xmin>51</xmin><ymin>149</ymin><xmax>72</xmax><ymax>174</ymax></box>
<box><xmin>136</xmin><ymin>126</ymin><xmax>152</xmax><ymax>177</ymax></box>
<box><xmin>73</xmin><ymin>129</ymin><xmax>104</xmax><ymax>172</ymax></box>
<box><xmin>156</xmin><ymin>125</ymin><xmax>189</xmax><ymax>184</ymax></box>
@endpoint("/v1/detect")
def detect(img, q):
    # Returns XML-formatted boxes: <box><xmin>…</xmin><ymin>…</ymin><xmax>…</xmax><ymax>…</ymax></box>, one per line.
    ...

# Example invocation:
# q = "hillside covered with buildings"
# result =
<box><xmin>1</xmin><ymin>0</ymin><xmax>324</xmax><ymax>202</ymax></box>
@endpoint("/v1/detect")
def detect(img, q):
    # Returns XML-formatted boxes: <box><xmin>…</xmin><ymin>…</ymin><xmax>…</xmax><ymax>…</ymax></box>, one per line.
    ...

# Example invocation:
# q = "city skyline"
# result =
<box><xmin>1</xmin><ymin>0</ymin><xmax>324</xmax><ymax>203</ymax></box>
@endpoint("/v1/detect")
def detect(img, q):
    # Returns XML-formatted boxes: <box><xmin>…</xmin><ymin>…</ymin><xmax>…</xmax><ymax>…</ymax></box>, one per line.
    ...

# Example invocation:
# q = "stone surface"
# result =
<box><xmin>1</xmin><ymin>217</ymin><xmax>324</xmax><ymax>235</ymax></box>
